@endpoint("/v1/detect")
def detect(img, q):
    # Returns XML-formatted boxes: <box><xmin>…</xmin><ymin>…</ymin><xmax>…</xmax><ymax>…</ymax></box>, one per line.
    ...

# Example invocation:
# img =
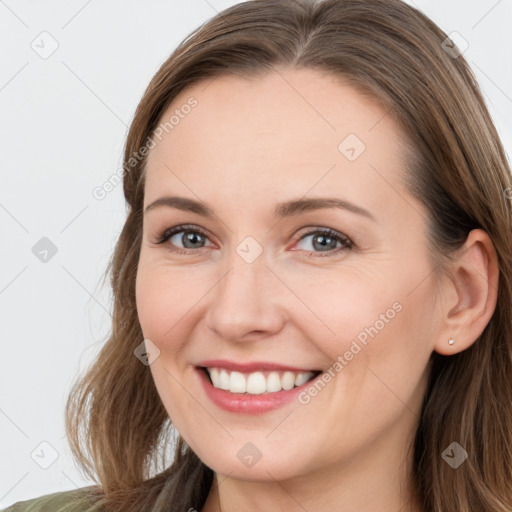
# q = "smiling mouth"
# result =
<box><xmin>198</xmin><ymin>366</ymin><xmax>322</xmax><ymax>395</ymax></box>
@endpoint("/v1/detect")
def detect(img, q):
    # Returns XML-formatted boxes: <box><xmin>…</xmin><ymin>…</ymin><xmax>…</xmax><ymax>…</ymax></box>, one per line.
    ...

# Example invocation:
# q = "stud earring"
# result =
<box><xmin>448</xmin><ymin>338</ymin><xmax>454</xmax><ymax>345</ymax></box>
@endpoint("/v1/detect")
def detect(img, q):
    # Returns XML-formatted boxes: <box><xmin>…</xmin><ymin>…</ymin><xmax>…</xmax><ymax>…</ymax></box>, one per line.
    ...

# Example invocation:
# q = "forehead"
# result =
<box><xmin>143</xmin><ymin>68</ymin><xmax>412</xmax><ymax>215</ymax></box>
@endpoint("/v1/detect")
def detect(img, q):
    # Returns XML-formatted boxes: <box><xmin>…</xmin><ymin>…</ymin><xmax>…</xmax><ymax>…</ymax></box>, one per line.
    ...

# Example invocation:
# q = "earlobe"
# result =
<box><xmin>433</xmin><ymin>229</ymin><xmax>499</xmax><ymax>356</ymax></box>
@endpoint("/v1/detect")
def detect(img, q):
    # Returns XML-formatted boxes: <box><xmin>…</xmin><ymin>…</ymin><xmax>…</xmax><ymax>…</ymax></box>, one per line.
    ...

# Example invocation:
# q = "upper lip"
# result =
<box><xmin>196</xmin><ymin>359</ymin><xmax>321</xmax><ymax>373</ymax></box>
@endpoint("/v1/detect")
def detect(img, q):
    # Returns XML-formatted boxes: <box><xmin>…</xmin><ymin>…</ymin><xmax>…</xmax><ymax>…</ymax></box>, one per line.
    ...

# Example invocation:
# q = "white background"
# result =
<box><xmin>1</xmin><ymin>0</ymin><xmax>511</xmax><ymax>507</ymax></box>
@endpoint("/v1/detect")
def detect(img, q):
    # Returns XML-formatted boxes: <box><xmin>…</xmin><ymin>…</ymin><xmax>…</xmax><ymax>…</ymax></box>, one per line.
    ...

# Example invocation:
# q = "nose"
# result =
<box><xmin>204</xmin><ymin>250</ymin><xmax>287</xmax><ymax>342</ymax></box>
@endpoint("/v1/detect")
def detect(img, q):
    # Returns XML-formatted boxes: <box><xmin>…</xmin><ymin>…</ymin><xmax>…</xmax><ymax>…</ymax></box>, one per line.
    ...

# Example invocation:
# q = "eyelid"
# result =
<box><xmin>292</xmin><ymin>227</ymin><xmax>353</xmax><ymax>253</ymax></box>
<box><xmin>153</xmin><ymin>224</ymin><xmax>353</xmax><ymax>256</ymax></box>
<box><xmin>153</xmin><ymin>224</ymin><xmax>213</xmax><ymax>246</ymax></box>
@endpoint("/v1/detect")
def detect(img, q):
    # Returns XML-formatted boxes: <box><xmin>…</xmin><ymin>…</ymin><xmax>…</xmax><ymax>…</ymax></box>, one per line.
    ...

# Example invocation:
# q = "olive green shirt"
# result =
<box><xmin>1</xmin><ymin>486</ymin><xmax>101</xmax><ymax>512</ymax></box>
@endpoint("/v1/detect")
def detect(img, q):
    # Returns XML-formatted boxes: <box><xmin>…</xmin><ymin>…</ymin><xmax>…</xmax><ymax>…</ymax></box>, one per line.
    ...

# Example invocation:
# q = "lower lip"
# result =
<box><xmin>195</xmin><ymin>367</ymin><xmax>322</xmax><ymax>415</ymax></box>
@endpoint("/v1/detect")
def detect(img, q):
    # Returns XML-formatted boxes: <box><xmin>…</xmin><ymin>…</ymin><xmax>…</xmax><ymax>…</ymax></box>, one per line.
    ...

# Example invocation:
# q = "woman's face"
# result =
<box><xmin>136</xmin><ymin>68</ymin><xmax>440</xmax><ymax>482</ymax></box>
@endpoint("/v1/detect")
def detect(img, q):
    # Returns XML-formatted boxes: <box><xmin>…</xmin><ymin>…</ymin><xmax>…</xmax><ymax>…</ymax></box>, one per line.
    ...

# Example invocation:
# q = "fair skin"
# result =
<box><xmin>135</xmin><ymin>68</ymin><xmax>498</xmax><ymax>512</ymax></box>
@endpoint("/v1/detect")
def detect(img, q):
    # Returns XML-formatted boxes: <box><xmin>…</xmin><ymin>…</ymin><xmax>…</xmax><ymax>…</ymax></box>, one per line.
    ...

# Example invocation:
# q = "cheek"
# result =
<box><xmin>280</xmin><ymin>266</ymin><xmax>402</xmax><ymax>347</ymax></box>
<box><xmin>330</xmin><ymin>272</ymin><xmax>436</xmax><ymax>425</ymax></box>
<box><xmin>135</xmin><ymin>262</ymin><xmax>181</xmax><ymax>351</ymax></box>
<box><xmin>135</xmin><ymin>259</ymin><xmax>214</xmax><ymax>359</ymax></box>
<box><xmin>284</xmin><ymin>260</ymin><xmax>433</xmax><ymax>400</ymax></box>
<box><xmin>136</xmin><ymin>264</ymin><xmax>166</xmax><ymax>339</ymax></box>
<box><xmin>135</xmin><ymin>263</ymin><xmax>201</xmax><ymax>429</ymax></box>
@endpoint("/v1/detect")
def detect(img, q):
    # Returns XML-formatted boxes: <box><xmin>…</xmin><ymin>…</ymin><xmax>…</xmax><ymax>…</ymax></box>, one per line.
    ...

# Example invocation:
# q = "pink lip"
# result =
<box><xmin>195</xmin><ymin>366</ymin><xmax>322</xmax><ymax>415</ymax></box>
<box><xmin>196</xmin><ymin>359</ymin><xmax>318</xmax><ymax>373</ymax></box>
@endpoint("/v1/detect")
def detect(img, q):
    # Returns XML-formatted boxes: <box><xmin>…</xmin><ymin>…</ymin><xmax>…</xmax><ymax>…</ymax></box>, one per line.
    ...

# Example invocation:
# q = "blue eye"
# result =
<box><xmin>294</xmin><ymin>228</ymin><xmax>353</xmax><ymax>256</ymax></box>
<box><xmin>154</xmin><ymin>224</ymin><xmax>212</xmax><ymax>254</ymax></box>
<box><xmin>154</xmin><ymin>225</ymin><xmax>353</xmax><ymax>257</ymax></box>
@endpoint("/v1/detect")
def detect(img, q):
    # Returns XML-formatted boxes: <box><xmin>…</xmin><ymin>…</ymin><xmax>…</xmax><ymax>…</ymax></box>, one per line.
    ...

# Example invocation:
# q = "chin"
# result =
<box><xmin>198</xmin><ymin>446</ymin><xmax>312</xmax><ymax>482</ymax></box>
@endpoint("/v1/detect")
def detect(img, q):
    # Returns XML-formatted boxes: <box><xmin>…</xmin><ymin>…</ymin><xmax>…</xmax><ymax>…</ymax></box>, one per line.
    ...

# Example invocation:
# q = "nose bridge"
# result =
<box><xmin>218</xmin><ymin>231</ymin><xmax>269</xmax><ymax>302</ymax></box>
<box><xmin>205</xmin><ymin>239</ymin><xmax>284</xmax><ymax>340</ymax></box>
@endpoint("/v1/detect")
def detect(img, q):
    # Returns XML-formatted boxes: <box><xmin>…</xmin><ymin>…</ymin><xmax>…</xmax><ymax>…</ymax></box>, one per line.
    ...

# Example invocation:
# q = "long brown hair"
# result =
<box><xmin>65</xmin><ymin>0</ymin><xmax>512</xmax><ymax>510</ymax></box>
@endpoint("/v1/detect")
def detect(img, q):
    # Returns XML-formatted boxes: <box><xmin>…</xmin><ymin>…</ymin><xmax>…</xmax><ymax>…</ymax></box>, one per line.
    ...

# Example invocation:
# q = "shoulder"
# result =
<box><xmin>1</xmin><ymin>485</ymin><xmax>102</xmax><ymax>512</ymax></box>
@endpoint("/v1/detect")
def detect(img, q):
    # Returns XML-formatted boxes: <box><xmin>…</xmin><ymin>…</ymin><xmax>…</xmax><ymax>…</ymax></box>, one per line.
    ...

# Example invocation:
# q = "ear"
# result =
<box><xmin>433</xmin><ymin>229</ymin><xmax>499</xmax><ymax>355</ymax></box>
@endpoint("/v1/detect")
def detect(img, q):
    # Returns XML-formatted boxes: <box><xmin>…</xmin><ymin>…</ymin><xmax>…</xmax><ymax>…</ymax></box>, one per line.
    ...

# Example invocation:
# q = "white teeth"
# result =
<box><xmin>266</xmin><ymin>371</ymin><xmax>282</xmax><ymax>393</ymax></box>
<box><xmin>281</xmin><ymin>371</ymin><xmax>295</xmax><ymax>390</ymax></box>
<box><xmin>246</xmin><ymin>372</ymin><xmax>266</xmax><ymax>394</ymax></box>
<box><xmin>229</xmin><ymin>371</ymin><xmax>246</xmax><ymax>393</ymax></box>
<box><xmin>294</xmin><ymin>372</ymin><xmax>311</xmax><ymax>387</ymax></box>
<box><xmin>205</xmin><ymin>367</ymin><xmax>317</xmax><ymax>394</ymax></box>
<box><xmin>209</xmin><ymin>367</ymin><xmax>219</xmax><ymax>386</ymax></box>
<box><xmin>218</xmin><ymin>369</ymin><xmax>230</xmax><ymax>390</ymax></box>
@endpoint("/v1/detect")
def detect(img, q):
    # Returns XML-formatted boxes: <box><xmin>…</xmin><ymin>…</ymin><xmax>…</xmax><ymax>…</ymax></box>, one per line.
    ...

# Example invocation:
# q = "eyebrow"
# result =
<box><xmin>144</xmin><ymin>196</ymin><xmax>377</xmax><ymax>222</ymax></box>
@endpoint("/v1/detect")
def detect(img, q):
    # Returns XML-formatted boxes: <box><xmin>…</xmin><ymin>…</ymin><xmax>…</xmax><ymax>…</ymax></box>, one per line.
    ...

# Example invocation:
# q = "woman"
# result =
<box><xmin>5</xmin><ymin>0</ymin><xmax>511</xmax><ymax>510</ymax></box>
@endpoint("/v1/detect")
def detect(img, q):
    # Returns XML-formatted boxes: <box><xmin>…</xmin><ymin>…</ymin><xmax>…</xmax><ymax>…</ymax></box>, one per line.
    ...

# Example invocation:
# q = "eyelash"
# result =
<box><xmin>153</xmin><ymin>224</ymin><xmax>353</xmax><ymax>258</ymax></box>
